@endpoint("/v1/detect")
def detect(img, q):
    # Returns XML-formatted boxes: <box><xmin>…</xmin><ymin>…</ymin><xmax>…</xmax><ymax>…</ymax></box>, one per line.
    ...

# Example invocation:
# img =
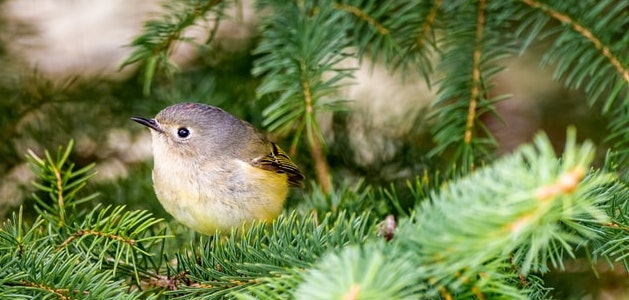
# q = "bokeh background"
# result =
<box><xmin>0</xmin><ymin>1</ymin><xmax>618</xmax><ymax>298</ymax></box>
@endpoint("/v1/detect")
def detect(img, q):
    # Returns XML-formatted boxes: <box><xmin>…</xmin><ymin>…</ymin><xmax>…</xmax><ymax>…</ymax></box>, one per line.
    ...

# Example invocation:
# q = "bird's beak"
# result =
<box><xmin>131</xmin><ymin>117</ymin><xmax>163</xmax><ymax>133</ymax></box>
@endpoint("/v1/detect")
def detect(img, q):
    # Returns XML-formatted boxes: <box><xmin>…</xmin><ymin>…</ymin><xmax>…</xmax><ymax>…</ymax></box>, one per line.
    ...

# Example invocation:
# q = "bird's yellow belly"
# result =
<box><xmin>153</xmin><ymin>159</ymin><xmax>289</xmax><ymax>235</ymax></box>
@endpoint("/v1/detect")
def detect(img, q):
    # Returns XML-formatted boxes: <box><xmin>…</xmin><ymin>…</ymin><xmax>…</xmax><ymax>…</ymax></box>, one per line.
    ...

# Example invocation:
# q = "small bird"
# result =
<box><xmin>131</xmin><ymin>102</ymin><xmax>304</xmax><ymax>235</ymax></box>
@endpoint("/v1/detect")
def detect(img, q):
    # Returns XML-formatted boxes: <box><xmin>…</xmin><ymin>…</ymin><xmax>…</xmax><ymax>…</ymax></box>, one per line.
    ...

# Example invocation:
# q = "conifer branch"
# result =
<box><xmin>429</xmin><ymin>1</ymin><xmax>510</xmax><ymax>172</ymax></box>
<box><xmin>392</xmin><ymin>129</ymin><xmax>613</xmax><ymax>297</ymax></box>
<box><xmin>471</xmin><ymin>285</ymin><xmax>485</xmax><ymax>300</ymax></box>
<box><xmin>54</xmin><ymin>166</ymin><xmax>65</xmax><ymax>213</ymax></box>
<box><xmin>333</xmin><ymin>3</ymin><xmax>389</xmax><ymax>35</ymax></box>
<box><xmin>533</xmin><ymin>167</ymin><xmax>585</xmax><ymax>201</ymax></box>
<box><xmin>302</xmin><ymin>73</ymin><xmax>332</xmax><ymax>194</ymax></box>
<box><xmin>253</xmin><ymin>1</ymin><xmax>355</xmax><ymax>193</ymax></box>
<box><xmin>342</xmin><ymin>284</ymin><xmax>361</xmax><ymax>300</ymax></box>
<box><xmin>58</xmin><ymin>229</ymin><xmax>137</xmax><ymax>251</ymax></box>
<box><xmin>16</xmin><ymin>280</ymin><xmax>75</xmax><ymax>300</ymax></box>
<box><xmin>416</xmin><ymin>0</ymin><xmax>442</xmax><ymax>50</ymax></box>
<box><xmin>438</xmin><ymin>285</ymin><xmax>453</xmax><ymax>300</ymax></box>
<box><xmin>19</xmin><ymin>142</ymin><xmax>169</xmax><ymax>288</ymax></box>
<box><xmin>520</xmin><ymin>0</ymin><xmax>629</xmax><ymax>84</ymax></box>
<box><xmin>606</xmin><ymin>104</ymin><xmax>629</xmax><ymax>168</ymax></box>
<box><xmin>464</xmin><ymin>0</ymin><xmax>486</xmax><ymax>145</ymax></box>
<box><xmin>3</xmin><ymin>1</ymin><xmax>628</xmax><ymax>298</ymax></box>
<box><xmin>120</xmin><ymin>0</ymin><xmax>225</xmax><ymax>95</ymax></box>
<box><xmin>166</xmin><ymin>211</ymin><xmax>378</xmax><ymax>297</ymax></box>
<box><xmin>26</xmin><ymin>140</ymin><xmax>98</xmax><ymax>228</ymax></box>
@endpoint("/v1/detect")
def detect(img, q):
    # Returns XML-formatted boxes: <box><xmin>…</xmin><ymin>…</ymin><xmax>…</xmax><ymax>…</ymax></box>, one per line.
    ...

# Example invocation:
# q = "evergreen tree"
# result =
<box><xmin>1</xmin><ymin>0</ymin><xmax>629</xmax><ymax>298</ymax></box>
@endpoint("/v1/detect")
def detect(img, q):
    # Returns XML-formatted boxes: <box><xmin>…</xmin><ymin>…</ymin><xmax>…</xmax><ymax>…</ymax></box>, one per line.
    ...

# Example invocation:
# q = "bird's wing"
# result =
<box><xmin>250</xmin><ymin>142</ymin><xmax>304</xmax><ymax>187</ymax></box>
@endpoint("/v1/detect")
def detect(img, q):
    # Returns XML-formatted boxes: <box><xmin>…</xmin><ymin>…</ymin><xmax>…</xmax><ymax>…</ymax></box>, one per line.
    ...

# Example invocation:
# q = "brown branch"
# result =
<box><xmin>416</xmin><ymin>0</ymin><xmax>443</xmax><ymax>49</ymax></box>
<box><xmin>309</xmin><ymin>126</ymin><xmax>331</xmax><ymax>194</ymax></box>
<box><xmin>509</xmin><ymin>254</ymin><xmax>528</xmax><ymax>287</ymax></box>
<box><xmin>464</xmin><ymin>0</ymin><xmax>486</xmax><ymax>144</ymax></box>
<box><xmin>506</xmin><ymin>167</ymin><xmax>585</xmax><ymax>233</ymax></box>
<box><xmin>300</xmin><ymin>68</ymin><xmax>332</xmax><ymax>194</ymax></box>
<box><xmin>18</xmin><ymin>280</ymin><xmax>74</xmax><ymax>300</ymax></box>
<box><xmin>520</xmin><ymin>0</ymin><xmax>629</xmax><ymax>84</ymax></box>
<box><xmin>53</xmin><ymin>165</ymin><xmax>65</xmax><ymax>223</ymax></box>
<box><xmin>472</xmin><ymin>286</ymin><xmax>486</xmax><ymax>300</ymax></box>
<box><xmin>439</xmin><ymin>286</ymin><xmax>453</xmax><ymax>300</ymax></box>
<box><xmin>534</xmin><ymin>167</ymin><xmax>585</xmax><ymax>201</ymax></box>
<box><xmin>333</xmin><ymin>3</ymin><xmax>389</xmax><ymax>35</ymax></box>
<box><xmin>57</xmin><ymin>229</ymin><xmax>136</xmax><ymax>250</ymax></box>
<box><xmin>342</xmin><ymin>284</ymin><xmax>361</xmax><ymax>300</ymax></box>
<box><xmin>604</xmin><ymin>221</ymin><xmax>629</xmax><ymax>234</ymax></box>
<box><xmin>428</xmin><ymin>277</ymin><xmax>453</xmax><ymax>300</ymax></box>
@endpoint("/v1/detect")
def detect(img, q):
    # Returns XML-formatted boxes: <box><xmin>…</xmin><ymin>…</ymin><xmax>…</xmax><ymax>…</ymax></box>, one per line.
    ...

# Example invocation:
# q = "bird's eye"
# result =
<box><xmin>177</xmin><ymin>127</ymin><xmax>190</xmax><ymax>138</ymax></box>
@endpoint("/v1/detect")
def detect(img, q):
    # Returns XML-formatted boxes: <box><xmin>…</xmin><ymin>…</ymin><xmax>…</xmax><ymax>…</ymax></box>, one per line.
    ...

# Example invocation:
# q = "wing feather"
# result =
<box><xmin>250</xmin><ymin>143</ymin><xmax>304</xmax><ymax>187</ymax></box>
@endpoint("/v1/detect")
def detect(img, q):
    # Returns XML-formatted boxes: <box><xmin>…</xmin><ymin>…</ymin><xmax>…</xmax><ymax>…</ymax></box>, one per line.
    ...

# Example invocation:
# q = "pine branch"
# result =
<box><xmin>515</xmin><ymin>0</ymin><xmax>629</xmax><ymax>190</ymax></box>
<box><xmin>287</xmin><ymin>129</ymin><xmax>613</xmax><ymax>299</ymax></box>
<box><xmin>605</xmin><ymin>103</ymin><xmax>629</xmax><ymax>175</ymax></box>
<box><xmin>26</xmin><ymin>140</ymin><xmax>98</xmax><ymax>228</ymax></box>
<box><xmin>4</xmin><ymin>247</ymin><xmax>145</xmax><ymax>299</ymax></box>
<box><xmin>396</xmin><ymin>128</ymin><xmax>613</xmax><ymax>297</ymax></box>
<box><xmin>0</xmin><ymin>207</ymin><xmax>48</xmax><ymax>261</ymax></box>
<box><xmin>233</xmin><ymin>268</ymin><xmax>302</xmax><ymax>300</ymax></box>
<box><xmin>429</xmin><ymin>1</ymin><xmax>515</xmax><ymax>173</ymax></box>
<box><xmin>406</xmin><ymin>0</ymin><xmax>443</xmax><ymax>84</ymax></box>
<box><xmin>253</xmin><ymin>0</ymin><xmax>357</xmax><ymax>193</ymax></box>
<box><xmin>516</xmin><ymin>0</ymin><xmax>629</xmax><ymax>112</ymax></box>
<box><xmin>120</xmin><ymin>0</ymin><xmax>227</xmax><ymax>95</ymax></box>
<box><xmin>335</xmin><ymin>1</ymin><xmax>442</xmax><ymax>84</ymax></box>
<box><xmin>4</xmin><ymin>130</ymin><xmax>629</xmax><ymax>298</ymax></box>
<box><xmin>0</xmin><ymin>210</ymin><xmax>149</xmax><ymax>299</ymax></box>
<box><xmin>57</xmin><ymin>205</ymin><xmax>167</xmax><ymax>284</ymax></box>
<box><xmin>295</xmin><ymin>245</ymin><xmax>426</xmax><ymax>299</ymax></box>
<box><xmin>3</xmin><ymin>141</ymin><xmax>172</xmax><ymax>295</ymax></box>
<box><xmin>10</xmin><ymin>1</ymin><xmax>628</xmax><ymax>298</ymax></box>
<box><xmin>333</xmin><ymin>1</ymin><xmax>394</xmax><ymax>60</ymax></box>
<box><xmin>466</xmin><ymin>0</ymin><xmax>487</xmax><ymax>148</ymax></box>
<box><xmin>158</xmin><ymin>210</ymin><xmax>378</xmax><ymax>298</ymax></box>
<box><xmin>585</xmin><ymin>178</ymin><xmax>629</xmax><ymax>271</ymax></box>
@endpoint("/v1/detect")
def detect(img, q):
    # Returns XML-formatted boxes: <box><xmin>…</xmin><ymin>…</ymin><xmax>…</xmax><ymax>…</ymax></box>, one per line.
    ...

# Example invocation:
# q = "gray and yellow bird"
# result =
<box><xmin>132</xmin><ymin>102</ymin><xmax>303</xmax><ymax>235</ymax></box>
